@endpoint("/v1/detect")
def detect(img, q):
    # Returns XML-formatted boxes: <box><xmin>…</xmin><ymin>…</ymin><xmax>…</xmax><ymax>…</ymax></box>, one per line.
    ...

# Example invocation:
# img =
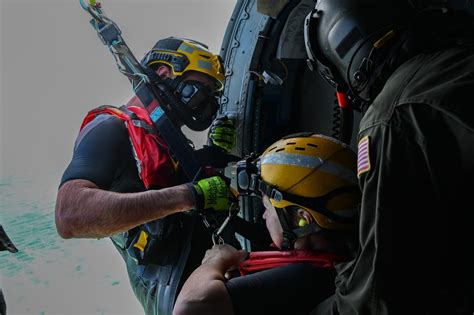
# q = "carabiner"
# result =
<box><xmin>211</xmin><ymin>202</ymin><xmax>240</xmax><ymax>245</ymax></box>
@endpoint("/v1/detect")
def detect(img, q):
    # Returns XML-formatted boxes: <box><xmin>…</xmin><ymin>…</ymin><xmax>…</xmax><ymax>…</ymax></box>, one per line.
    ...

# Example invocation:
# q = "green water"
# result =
<box><xmin>0</xmin><ymin>176</ymin><xmax>142</xmax><ymax>315</ymax></box>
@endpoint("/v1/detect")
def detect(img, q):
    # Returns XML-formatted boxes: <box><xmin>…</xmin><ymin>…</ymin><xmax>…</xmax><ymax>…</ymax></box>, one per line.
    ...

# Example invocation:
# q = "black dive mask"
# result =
<box><xmin>143</xmin><ymin>65</ymin><xmax>219</xmax><ymax>131</ymax></box>
<box><xmin>174</xmin><ymin>79</ymin><xmax>219</xmax><ymax>129</ymax></box>
<box><xmin>160</xmin><ymin>77</ymin><xmax>219</xmax><ymax>131</ymax></box>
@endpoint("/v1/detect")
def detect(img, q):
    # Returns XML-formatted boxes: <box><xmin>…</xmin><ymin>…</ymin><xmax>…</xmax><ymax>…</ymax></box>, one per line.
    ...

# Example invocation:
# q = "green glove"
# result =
<box><xmin>189</xmin><ymin>176</ymin><xmax>229</xmax><ymax>211</ymax></box>
<box><xmin>208</xmin><ymin>116</ymin><xmax>236</xmax><ymax>153</ymax></box>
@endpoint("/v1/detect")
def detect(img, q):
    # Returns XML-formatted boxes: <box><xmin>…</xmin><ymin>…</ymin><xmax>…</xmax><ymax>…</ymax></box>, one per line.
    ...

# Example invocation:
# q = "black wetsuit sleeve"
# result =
<box><xmin>225</xmin><ymin>263</ymin><xmax>336</xmax><ymax>315</ymax></box>
<box><xmin>60</xmin><ymin>114</ymin><xmax>131</xmax><ymax>190</ymax></box>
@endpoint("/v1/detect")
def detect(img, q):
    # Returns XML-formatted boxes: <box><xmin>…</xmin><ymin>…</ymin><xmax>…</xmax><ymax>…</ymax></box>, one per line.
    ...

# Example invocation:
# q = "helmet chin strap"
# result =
<box><xmin>275</xmin><ymin>207</ymin><xmax>324</xmax><ymax>250</ymax></box>
<box><xmin>274</xmin><ymin>207</ymin><xmax>297</xmax><ymax>250</ymax></box>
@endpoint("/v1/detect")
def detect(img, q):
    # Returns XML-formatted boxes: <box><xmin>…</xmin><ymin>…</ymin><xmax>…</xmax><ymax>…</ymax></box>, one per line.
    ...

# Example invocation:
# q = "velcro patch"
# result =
<box><xmin>357</xmin><ymin>136</ymin><xmax>371</xmax><ymax>177</ymax></box>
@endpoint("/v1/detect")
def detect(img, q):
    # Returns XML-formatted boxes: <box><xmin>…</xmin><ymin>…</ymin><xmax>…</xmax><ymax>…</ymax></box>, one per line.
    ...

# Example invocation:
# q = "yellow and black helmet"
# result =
<box><xmin>259</xmin><ymin>133</ymin><xmax>360</xmax><ymax>231</ymax></box>
<box><xmin>140</xmin><ymin>37</ymin><xmax>225</xmax><ymax>91</ymax></box>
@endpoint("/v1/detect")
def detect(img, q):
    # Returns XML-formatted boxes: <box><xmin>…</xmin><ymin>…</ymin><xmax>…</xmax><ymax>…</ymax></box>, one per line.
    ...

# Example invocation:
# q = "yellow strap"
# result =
<box><xmin>133</xmin><ymin>230</ymin><xmax>148</xmax><ymax>251</ymax></box>
<box><xmin>170</xmin><ymin>157</ymin><xmax>180</xmax><ymax>171</ymax></box>
<box><xmin>373</xmin><ymin>30</ymin><xmax>396</xmax><ymax>49</ymax></box>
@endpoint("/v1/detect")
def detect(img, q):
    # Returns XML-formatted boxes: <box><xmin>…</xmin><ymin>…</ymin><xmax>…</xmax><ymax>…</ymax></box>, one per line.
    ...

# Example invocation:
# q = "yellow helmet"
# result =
<box><xmin>140</xmin><ymin>37</ymin><xmax>225</xmax><ymax>91</ymax></box>
<box><xmin>260</xmin><ymin>133</ymin><xmax>360</xmax><ymax>230</ymax></box>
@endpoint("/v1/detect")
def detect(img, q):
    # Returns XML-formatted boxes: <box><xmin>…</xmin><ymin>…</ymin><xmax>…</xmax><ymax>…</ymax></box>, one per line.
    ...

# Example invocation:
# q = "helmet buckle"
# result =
<box><xmin>249</xmin><ymin>174</ymin><xmax>259</xmax><ymax>192</ymax></box>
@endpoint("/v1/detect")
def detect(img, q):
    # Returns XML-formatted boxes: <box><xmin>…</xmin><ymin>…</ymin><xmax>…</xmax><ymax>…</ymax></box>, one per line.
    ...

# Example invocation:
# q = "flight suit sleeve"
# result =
<box><xmin>336</xmin><ymin>103</ymin><xmax>468</xmax><ymax>313</ymax></box>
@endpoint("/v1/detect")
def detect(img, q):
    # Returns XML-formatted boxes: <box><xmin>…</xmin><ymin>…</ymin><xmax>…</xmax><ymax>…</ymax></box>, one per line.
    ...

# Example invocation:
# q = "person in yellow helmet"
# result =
<box><xmin>55</xmin><ymin>37</ymin><xmax>236</xmax><ymax>315</ymax></box>
<box><xmin>173</xmin><ymin>133</ymin><xmax>361</xmax><ymax>315</ymax></box>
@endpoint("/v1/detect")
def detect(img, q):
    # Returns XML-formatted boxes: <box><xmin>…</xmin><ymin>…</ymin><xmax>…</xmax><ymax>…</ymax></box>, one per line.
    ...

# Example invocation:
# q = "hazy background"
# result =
<box><xmin>0</xmin><ymin>0</ymin><xmax>235</xmax><ymax>314</ymax></box>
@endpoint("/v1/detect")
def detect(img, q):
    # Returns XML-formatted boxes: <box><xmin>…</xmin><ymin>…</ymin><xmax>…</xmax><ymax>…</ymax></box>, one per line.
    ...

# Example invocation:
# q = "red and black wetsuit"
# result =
<box><xmin>60</xmin><ymin>110</ymin><xmax>213</xmax><ymax>315</ymax></box>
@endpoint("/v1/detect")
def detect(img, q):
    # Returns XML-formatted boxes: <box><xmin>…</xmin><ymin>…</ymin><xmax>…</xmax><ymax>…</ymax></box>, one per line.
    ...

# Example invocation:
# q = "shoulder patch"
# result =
<box><xmin>357</xmin><ymin>136</ymin><xmax>371</xmax><ymax>177</ymax></box>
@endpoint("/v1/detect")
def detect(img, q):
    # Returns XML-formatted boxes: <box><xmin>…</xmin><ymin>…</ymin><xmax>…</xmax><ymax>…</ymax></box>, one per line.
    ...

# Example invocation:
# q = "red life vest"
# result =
<box><xmin>80</xmin><ymin>105</ymin><xmax>176</xmax><ymax>189</ymax></box>
<box><xmin>239</xmin><ymin>249</ymin><xmax>349</xmax><ymax>275</ymax></box>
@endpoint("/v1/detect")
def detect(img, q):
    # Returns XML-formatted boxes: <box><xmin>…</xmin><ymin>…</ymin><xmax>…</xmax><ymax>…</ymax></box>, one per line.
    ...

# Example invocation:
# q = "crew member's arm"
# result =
<box><xmin>55</xmin><ymin>179</ymin><xmax>195</xmax><ymax>239</ymax></box>
<box><xmin>173</xmin><ymin>244</ymin><xmax>247</xmax><ymax>315</ymax></box>
<box><xmin>55</xmin><ymin>115</ymin><xmax>224</xmax><ymax>239</ymax></box>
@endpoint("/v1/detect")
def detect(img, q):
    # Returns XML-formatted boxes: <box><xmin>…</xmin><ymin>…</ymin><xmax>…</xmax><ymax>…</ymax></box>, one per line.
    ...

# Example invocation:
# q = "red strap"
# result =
<box><xmin>239</xmin><ymin>250</ymin><xmax>349</xmax><ymax>275</ymax></box>
<box><xmin>80</xmin><ymin>106</ymin><xmax>128</xmax><ymax>130</ymax></box>
<box><xmin>126</xmin><ymin>106</ymin><xmax>153</xmax><ymax>125</ymax></box>
<box><xmin>80</xmin><ymin>105</ymin><xmax>175</xmax><ymax>189</ymax></box>
<box><xmin>336</xmin><ymin>91</ymin><xmax>350</xmax><ymax>109</ymax></box>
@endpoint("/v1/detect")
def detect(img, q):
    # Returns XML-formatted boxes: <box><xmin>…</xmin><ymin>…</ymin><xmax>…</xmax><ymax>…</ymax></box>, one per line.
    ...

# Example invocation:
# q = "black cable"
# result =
<box><xmin>331</xmin><ymin>92</ymin><xmax>341</xmax><ymax>139</ymax></box>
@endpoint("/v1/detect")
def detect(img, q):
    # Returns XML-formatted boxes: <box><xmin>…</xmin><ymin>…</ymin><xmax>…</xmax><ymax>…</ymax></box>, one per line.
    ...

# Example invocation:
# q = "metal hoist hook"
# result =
<box><xmin>80</xmin><ymin>0</ymin><xmax>105</xmax><ymax>24</ymax></box>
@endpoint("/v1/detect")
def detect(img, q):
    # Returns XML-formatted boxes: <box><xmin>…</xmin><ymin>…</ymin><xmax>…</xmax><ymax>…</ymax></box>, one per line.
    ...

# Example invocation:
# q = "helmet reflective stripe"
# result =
<box><xmin>261</xmin><ymin>152</ymin><xmax>358</xmax><ymax>186</ymax></box>
<box><xmin>259</xmin><ymin>134</ymin><xmax>360</xmax><ymax>231</ymax></box>
<box><xmin>179</xmin><ymin>42</ymin><xmax>195</xmax><ymax>54</ymax></box>
<box><xmin>198</xmin><ymin>59</ymin><xmax>213</xmax><ymax>71</ymax></box>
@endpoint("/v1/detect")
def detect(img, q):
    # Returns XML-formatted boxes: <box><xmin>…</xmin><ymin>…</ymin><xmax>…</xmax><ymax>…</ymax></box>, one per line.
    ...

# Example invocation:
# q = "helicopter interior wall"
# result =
<box><xmin>219</xmin><ymin>0</ymin><xmax>364</xmax><ymax>251</ymax></box>
<box><xmin>257</xmin><ymin>61</ymin><xmax>305</xmax><ymax>152</ymax></box>
<box><xmin>256</xmin><ymin>60</ymin><xmax>361</xmax><ymax>154</ymax></box>
<box><xmin>299</xmin><ymin>68</ymin><xmax>362</xmax><ymax>150</ymax></box>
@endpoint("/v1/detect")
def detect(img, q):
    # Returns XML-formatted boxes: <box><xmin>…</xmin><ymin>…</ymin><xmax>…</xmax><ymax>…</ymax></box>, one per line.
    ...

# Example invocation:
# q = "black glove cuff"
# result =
<box><xmin>186</xmin><ymin>183</ymin><xmax>204</xmax><ymax>212</ymax></box>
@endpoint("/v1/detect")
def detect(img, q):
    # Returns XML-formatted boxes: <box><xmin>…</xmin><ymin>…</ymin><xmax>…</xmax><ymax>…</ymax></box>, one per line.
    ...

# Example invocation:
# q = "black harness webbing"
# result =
<box><xmin>81</xmin><ymin>1</ymin><xmax>202</xmax><ymax>181</ymax></box>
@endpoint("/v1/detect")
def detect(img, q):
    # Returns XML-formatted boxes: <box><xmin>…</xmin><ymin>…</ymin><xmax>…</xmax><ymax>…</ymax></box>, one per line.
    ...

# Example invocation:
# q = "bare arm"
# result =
<box><xmin>55</xmin><ymin>179</ymin><xmax>195</xmax><ymax>239</ymax></box>
<box><xmin>173</xmin><ymin>244</ymin><xmax>247</xmax><ymax>315</ymax></box>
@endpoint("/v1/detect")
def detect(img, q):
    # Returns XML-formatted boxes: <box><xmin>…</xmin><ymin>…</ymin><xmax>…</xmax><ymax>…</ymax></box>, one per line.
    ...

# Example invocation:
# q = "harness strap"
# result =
<box><xmin>120</xmin><ymin>106</ymin><xmax>157</xmax><ymax>135</ymax></box>
<box><xmin>80</xmin><ymin>0</ymin><xmax>204</xmax><ymax>181</ymax></box>
<box><xmin>239</xmin><ymin>249</ymin><xmax>349</xmax><ymax>275</ymax></box>
<box><xmin>80</xmin><ymin>105</ymin><xmax>175</xmax><ymax>189</ymax></box>
<box><xmin>275</xmin><ymin>207</ymin><xmax>298</xmax><ymax>250</ymax></box>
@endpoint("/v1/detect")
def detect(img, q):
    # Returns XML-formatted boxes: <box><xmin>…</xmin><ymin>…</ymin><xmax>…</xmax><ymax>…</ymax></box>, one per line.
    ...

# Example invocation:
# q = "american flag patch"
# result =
<box><xmin>357</xmin><ymin>136</ymin><xmax>371</xmax><ymax>177</ymax></box>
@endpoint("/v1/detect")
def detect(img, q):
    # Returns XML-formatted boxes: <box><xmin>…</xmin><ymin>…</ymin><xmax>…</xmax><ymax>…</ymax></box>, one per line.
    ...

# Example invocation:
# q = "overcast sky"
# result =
<box><xmin>0</xmin><ymin>1</ymin><xmax>236</xmax><ymax>314</ymax></box>
<box><xmin>1</xmin><ymin>0</ymin><xmax>235</xmax><ymax>182</ymax></box>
